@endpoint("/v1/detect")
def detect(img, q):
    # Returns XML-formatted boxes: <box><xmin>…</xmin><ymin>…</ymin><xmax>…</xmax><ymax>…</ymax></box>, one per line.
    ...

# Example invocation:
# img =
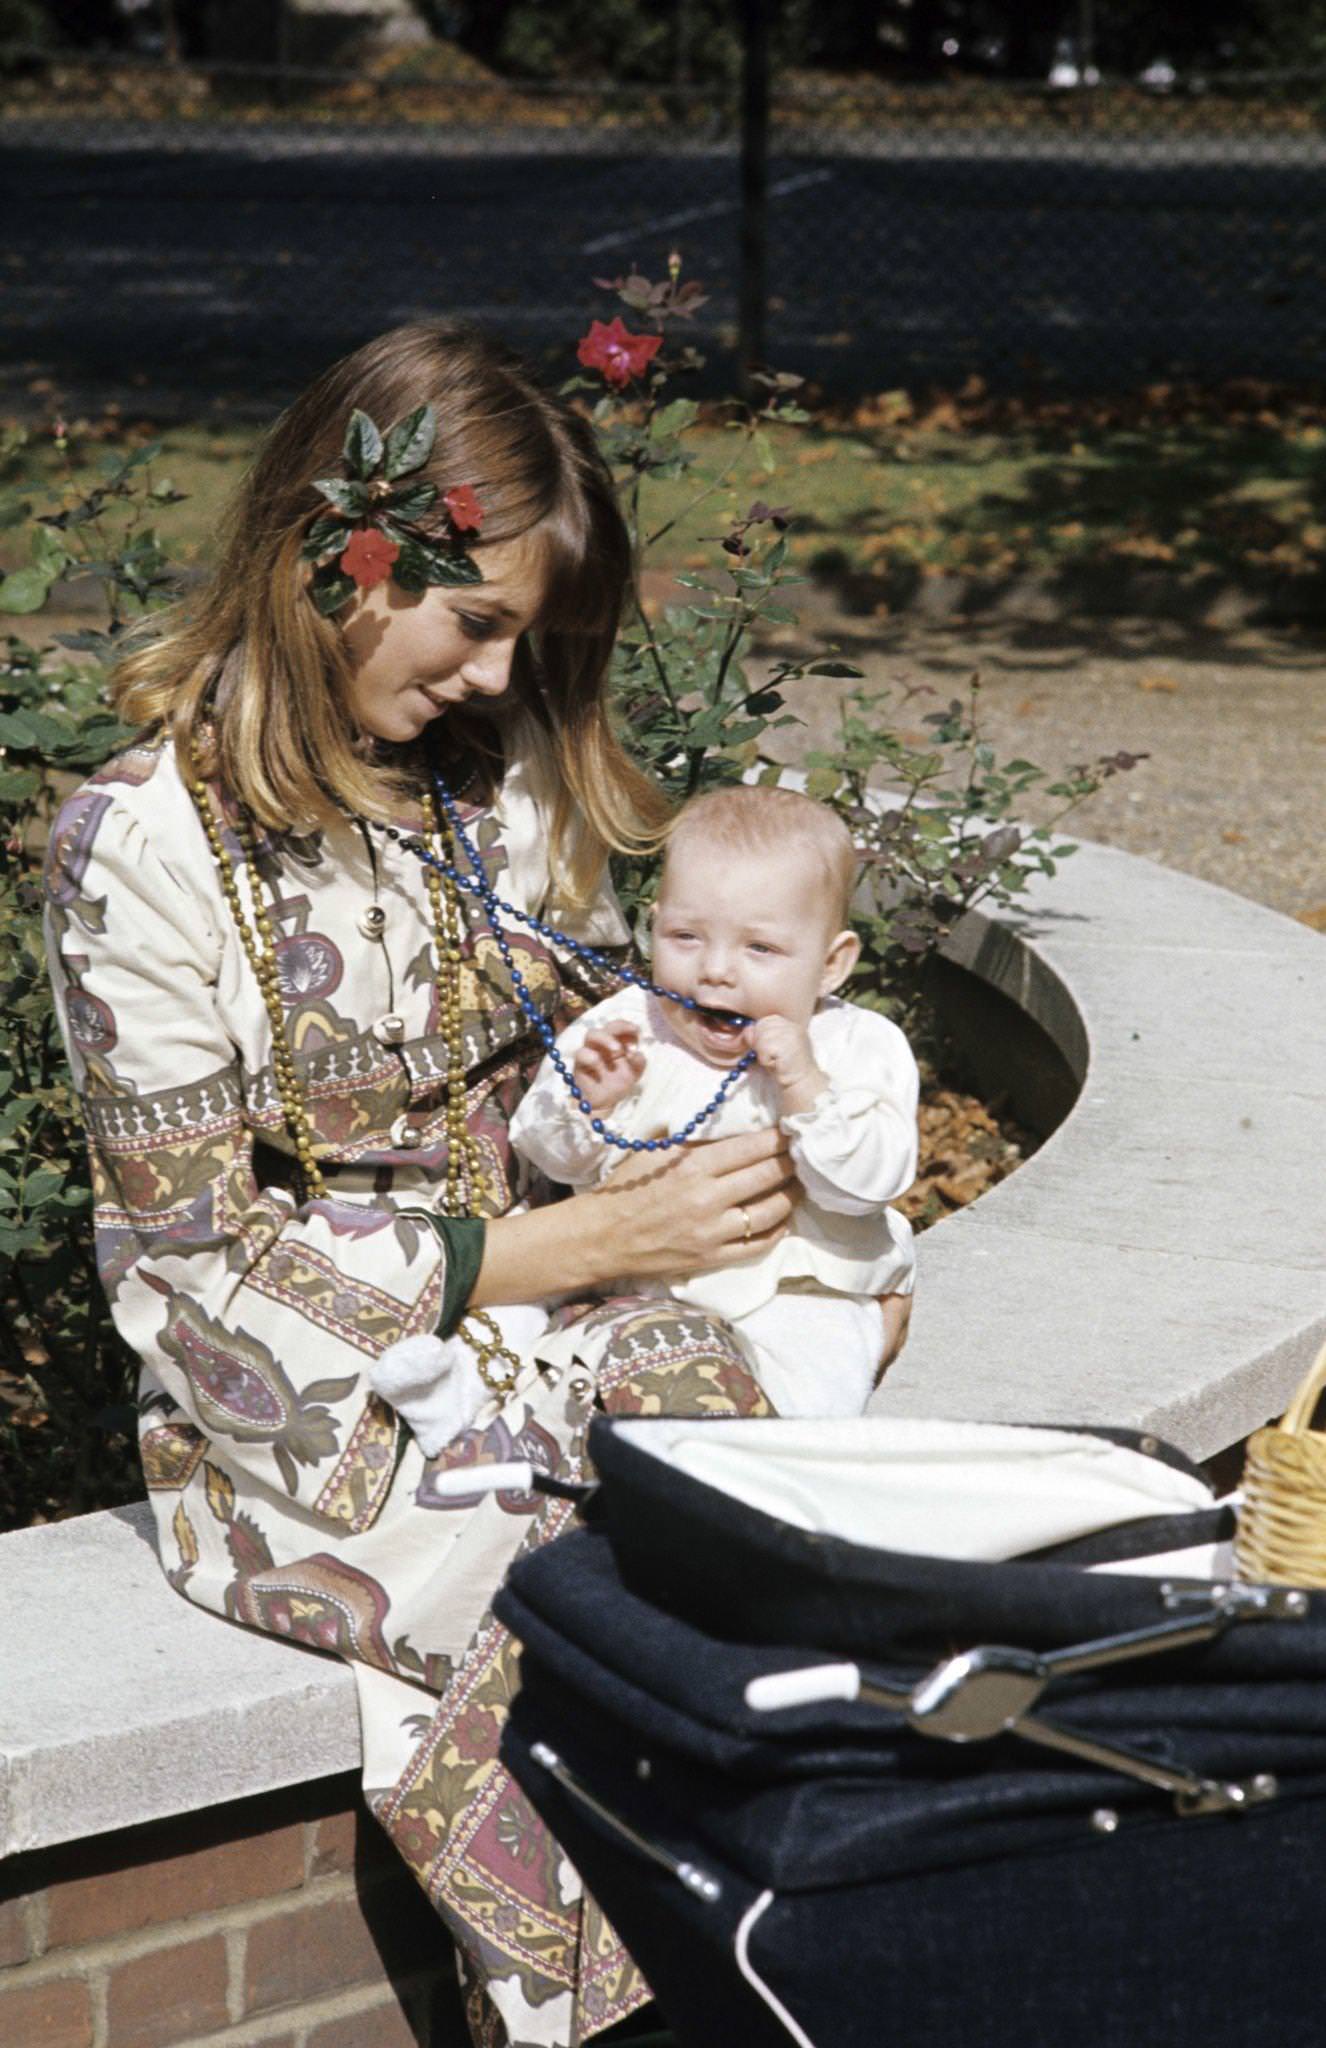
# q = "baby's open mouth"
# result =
<box><xmin>694</xmin><ymin>1004</ymin><xmax>749</xmax><ymax>1037</ymax></box>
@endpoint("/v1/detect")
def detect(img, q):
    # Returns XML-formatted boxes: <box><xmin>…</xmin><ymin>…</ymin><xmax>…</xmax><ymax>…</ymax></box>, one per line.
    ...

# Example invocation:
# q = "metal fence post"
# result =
<box><xmin>738</xmin><ymin>0</ymin><xmax>770</xmax><ymax>389</ymax></box>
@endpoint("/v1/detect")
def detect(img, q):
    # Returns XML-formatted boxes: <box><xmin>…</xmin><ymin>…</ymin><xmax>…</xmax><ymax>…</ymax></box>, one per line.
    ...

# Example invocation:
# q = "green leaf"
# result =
<box><xmin>311</xmin><ymin>573</ymin><xmax>356</xmax><ymax>616</ymax></box>
<box><xmin>0</xmin><ymin>1096</ymin><xmax>38</xmax><ymax>1141</ymax></box>
<box><xmin>301</xmin><ymin>515</ymin><xmax>347</xmax><ymax>563</ymax></box>
<box><xmin>0</xmin><ymin>765</ymin><xmax>40</xmax><ymax>799</ymax></box>
<box><xmin>0</xmin><ymin>568</ymin><xmax>51</xmax><ymax>614</ymax></box>
<box><xmin>21</xmin><ymin>1168</ymin><xmax>65</xmax><ymax>1207</ymax></box>
<box><xmin>650</xmin><ymin>398</ymin><xmax>699</xmax><ymax>439</ymax></box>
<box><xmin>0</xmin><ymin>707</ymin><xmax>67</xmax><ymax>752</ymax></box>
<box><xmin>342</xmin><ymin>409</ymin><xmax>384</xmax><ymax>479</ymax></box>
<box><xmin>804</xmin><ymin>762</ymin><xmax>842</xmax><ymax>802</ymax></box>
<box><xmin>384</xmin><ymin>482</ymin><xmax>437</xmax><ymax>524</ymax></box>
<box><xmin>0</xmin><ymin>709</ymin><xmax>39</xmax><ymax>747</ymax></box>
<box><xmin>311</xmin><ymin>478</ymin><xmax>368</xmax><ymax>518</ymax></box>
<box><xmin>391</xmin><ymin>538</ymin><xmax>431</xmax><ymax>594</ymax></box>
<box><xmin>383</xmin><ymin>405</ymin><xmax>436</xmax><ymax>481</ymax></box>
<box><xmin>807</xmin><ymin>660</ymin><xmax>866</xmax><ymax>679</ymax></box>
<box><xmin>752</xmin><ymin>430</ymin><xmax>775</xmax><ymax>473</ymax></box>
<box><xmin>31</xmin><ymin>526</ymin><xmax>71</xmax><ymax>579</ymax></box>
<box><xmin>424</xmin><ymin>552</ymin><xmax>483</xmax><ymax>588</ymax></box>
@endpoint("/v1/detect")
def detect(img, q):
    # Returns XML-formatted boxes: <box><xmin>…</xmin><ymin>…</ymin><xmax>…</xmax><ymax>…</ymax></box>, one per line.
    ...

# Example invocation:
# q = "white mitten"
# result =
<box><xmin>369</xmin><ymin>1305</ymin><xmax>550</xmax><ymax>1456</ymax></box>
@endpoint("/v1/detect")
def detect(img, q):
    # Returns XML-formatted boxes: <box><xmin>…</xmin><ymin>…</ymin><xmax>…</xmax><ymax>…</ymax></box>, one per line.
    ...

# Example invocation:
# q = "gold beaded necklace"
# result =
<box><xmin>188</xmin><ymin>745</ymin><xmax>521</xmax><ymax>1399</ymax></box>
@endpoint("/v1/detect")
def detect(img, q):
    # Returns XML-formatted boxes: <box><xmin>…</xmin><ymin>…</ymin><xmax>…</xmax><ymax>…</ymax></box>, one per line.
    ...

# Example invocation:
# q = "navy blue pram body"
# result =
<box><xmin>494</xmin><ymin>1415</ymin><xmax>1326</xmax><ymax>2048</ymax></box>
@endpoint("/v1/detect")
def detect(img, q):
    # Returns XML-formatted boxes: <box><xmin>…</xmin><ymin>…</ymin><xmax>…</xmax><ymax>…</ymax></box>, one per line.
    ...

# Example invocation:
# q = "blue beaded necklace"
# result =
<box><xmin>379</xmin><ymin>767</ymin><xmax>756</xmax><ymax>1155</ymax></box>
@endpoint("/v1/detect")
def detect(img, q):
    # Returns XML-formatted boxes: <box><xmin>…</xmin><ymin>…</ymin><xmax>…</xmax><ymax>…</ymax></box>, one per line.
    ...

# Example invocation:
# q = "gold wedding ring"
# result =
<box><xmin>738</xmin><ymin>1204</ymin><xmax>753</xmax><ymax>1244</ymax></box>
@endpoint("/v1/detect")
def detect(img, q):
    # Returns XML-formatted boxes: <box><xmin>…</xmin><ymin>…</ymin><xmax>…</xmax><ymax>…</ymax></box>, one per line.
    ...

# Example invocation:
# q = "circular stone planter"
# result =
<box><xmin>870</xmin><ymin>837</ymin><xmax>1326</xmax><ymax>1461</ymax></box>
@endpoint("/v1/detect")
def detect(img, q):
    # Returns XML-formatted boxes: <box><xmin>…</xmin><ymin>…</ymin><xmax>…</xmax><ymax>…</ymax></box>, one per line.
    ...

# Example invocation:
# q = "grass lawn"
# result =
<box><xmin>6</xmin><ymin>382</ymin><xmax>1326</xmax><ymax>624</ymax></box>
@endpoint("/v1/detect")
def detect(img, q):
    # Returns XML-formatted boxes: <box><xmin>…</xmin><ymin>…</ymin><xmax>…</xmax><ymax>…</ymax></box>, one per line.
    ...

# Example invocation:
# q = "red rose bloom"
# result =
<box><xmin>577</xmin><ymin>316</ymin><xmax>662</xmax><ymax>389</ymax></box>
<box><xmin>443</xmin><ymin>483</ymin><xmax>485</xmax><ymax>533</ymax></box>
<box><xmin>339</xmin><ymin>525</ymin><xmax>399</xmax><ymax>589</ymax></box>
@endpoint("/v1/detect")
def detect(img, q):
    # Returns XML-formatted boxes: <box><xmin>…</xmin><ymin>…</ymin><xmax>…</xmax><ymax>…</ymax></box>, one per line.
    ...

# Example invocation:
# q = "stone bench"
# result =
<box><xmin>874</xmin><ymin>839</ymin><xmax>1326</xmax><ymax>1456</ymax></box>
<box><xmin>3</xmin><ymin>838</ymin><xmax>1323</xmax><ymax>2042</ymax></box>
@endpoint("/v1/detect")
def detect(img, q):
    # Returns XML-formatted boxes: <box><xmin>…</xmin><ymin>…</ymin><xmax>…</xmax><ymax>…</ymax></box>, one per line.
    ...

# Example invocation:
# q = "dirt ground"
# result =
<box><xmin>759</xmin><ymin>589</ymin><xmax>1326</xmax><ymax>927</ymax></box>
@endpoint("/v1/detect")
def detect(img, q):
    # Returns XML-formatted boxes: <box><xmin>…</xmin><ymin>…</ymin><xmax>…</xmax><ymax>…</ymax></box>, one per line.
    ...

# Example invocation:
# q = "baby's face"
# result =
<box><xmin>651</xmin><ymin>839</ymin><xmax>849</xmax><ymax>1067</ymax></box>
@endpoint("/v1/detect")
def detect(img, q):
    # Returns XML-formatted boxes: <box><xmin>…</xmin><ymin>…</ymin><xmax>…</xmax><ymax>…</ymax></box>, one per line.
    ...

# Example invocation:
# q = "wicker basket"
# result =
<box><xmin>1234</xmin><ymin>1339</ymin><xmax>1326</xmax><ymax>1586</ymax></box>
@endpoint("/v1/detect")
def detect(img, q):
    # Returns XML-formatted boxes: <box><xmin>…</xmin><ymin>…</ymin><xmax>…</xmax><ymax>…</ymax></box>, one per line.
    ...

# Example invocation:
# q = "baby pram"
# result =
<box><xmin>487</xmin><ymin>1413</ymin><xmax>1326</xmax><ymax>2048</ymax></box>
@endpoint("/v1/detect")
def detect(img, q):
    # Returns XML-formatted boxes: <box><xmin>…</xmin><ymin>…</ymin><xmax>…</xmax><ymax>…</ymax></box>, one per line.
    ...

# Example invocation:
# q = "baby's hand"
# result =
<box><xmin>573</xmin><ymin>1022</ymin><xmax>647</xmax><ymax>1111</ymax></box>
<box><xmin>751</xmin><ymin>1015</ymin><xmax>826</xmax><ymax>1115</ymax></box>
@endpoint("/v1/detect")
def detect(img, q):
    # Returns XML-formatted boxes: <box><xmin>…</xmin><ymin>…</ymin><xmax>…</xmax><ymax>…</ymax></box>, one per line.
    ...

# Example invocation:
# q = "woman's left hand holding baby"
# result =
<box><xmin>750</xmin><ymin>1015</ymin><xmax>828</xmax><ymax>1116</ymax></box>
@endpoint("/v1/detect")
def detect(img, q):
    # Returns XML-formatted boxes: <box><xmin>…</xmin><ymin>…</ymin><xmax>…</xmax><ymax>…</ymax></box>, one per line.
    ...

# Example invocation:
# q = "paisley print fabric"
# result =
<box><xmin>43</xmin><ymin>728</ymin><xmax>770</xmax><ymax>2047</ymax></box>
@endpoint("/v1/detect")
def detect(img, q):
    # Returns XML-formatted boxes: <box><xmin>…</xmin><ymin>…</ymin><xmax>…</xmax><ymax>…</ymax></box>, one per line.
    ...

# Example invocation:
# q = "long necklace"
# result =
<box><xmin>370</xmin><ymin>766</ymin><xmax>757</xmax><ymax>1155</ymax></box>
<box><xmin>189</xmin><ymin>750</ymin><xmax>523</xmax><ymax>1399</ymax></box>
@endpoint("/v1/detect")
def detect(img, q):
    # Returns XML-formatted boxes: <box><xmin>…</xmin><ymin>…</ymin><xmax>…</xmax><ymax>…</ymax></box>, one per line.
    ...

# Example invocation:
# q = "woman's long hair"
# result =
<box><xmin>113</xmin><ymin>321</ymin><xmax>669</xmax><ymax>900</ymax></box>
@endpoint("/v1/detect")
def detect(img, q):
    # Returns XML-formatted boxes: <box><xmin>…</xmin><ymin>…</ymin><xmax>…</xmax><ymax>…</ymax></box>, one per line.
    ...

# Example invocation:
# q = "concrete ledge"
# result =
<box><xmin>0</xmin><ymin>1504</ymin><xmax>359</xmax><ymax>1858</ymax></box>
<box><xmin>2</xmin><ymin>838</ymin><xmax>1323</xmax><ymax>1857</ymax></box>
<box><xmin>875</xmin><ymin>841</ymin><xmax>1326</xmax><ymax>1456</ymax></box>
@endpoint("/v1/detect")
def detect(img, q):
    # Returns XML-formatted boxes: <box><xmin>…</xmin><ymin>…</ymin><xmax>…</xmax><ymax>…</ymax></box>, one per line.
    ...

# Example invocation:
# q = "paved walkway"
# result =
<box><xmin>762</xmin><ymin>594</ymin><xmax>1326</xmax><ymax>924</ymax></box>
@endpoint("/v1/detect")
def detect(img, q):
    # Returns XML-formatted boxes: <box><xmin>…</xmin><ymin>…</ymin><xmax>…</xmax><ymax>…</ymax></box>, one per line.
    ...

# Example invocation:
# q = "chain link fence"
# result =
<box><xmin>5</xmin><ymin>42</ymin><xmax>1326</xmax><ymax>411</ymax></box>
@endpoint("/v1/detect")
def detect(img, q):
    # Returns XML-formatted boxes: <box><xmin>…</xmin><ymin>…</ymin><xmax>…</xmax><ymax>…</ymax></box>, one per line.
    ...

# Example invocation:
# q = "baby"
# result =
<box><xmin>371</xmin><ymin>785</ymin><xmax>919</xmax><ymax>1444</ymax></box>
<box><xmin>508</xmin><ymin>783</ymin><xmax>919</xmax><ymax>1419</ymax></box>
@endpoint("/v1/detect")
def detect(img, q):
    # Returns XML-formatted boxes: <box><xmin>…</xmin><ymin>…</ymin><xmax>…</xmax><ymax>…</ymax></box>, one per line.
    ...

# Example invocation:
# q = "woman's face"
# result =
<box><xmin>340</xmin><ymin>533</ymin><xmax>546</xmax><ymax>744</ymax></box>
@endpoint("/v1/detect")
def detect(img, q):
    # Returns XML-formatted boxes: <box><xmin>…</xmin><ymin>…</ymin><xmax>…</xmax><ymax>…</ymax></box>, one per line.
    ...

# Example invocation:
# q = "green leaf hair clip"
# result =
<box><xmin>301</xmin><ymin>404</ymin><xmax>485</xmax><ymax>617</ymax></box>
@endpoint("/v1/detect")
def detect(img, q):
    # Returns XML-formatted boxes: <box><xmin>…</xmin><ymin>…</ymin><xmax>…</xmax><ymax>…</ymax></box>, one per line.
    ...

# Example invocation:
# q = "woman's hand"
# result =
<box><xmin>470</xmin><ymin>1128</ymin><xmax>798</xmax><ymax>1308</ymax></box>
<box><xmin>592</xmin><ymin>1125</ymin><xmax>797</xmax><ymax>1278</ymax></box>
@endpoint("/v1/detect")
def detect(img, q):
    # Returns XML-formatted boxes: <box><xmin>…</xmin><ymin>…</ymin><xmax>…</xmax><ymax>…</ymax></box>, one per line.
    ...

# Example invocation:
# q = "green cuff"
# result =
<box><xmin>402</xmin><ymin>1212</ymin><xmax>487</xmax><ymax>1337</ymax></box>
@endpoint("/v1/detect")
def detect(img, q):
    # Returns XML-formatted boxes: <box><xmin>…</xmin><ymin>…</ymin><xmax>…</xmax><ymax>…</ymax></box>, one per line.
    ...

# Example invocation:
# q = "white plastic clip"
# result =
<box><xmin>745</xmin><ymin>1663</ymin><xmax>862</xmax><ymax>1713</ymax></box>
<box><xmin>425</xmin><ymin>1460</ymin><xmax>535</xmax><ymax>1498</ymax></box>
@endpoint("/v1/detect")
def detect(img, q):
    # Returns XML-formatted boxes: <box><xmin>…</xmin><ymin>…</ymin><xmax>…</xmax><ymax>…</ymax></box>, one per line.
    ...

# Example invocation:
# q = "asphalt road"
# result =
<box><xmin>6</xmin><ymin>125</ymin><xmax>1326</xmax><ymax>413</ymax></box>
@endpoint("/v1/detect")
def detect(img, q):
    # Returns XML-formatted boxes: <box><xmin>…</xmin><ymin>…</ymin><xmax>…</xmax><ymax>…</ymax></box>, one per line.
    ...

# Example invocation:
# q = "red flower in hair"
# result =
<box><xmin>442</xmin><ymin>483</ymin><xmax>485</xmax><ymax>533</ymax></box>
<box><xmin>340</xmin><ymin>526</ymin><xmax>399</xmax><ymax>590</ymax></box>
<box><xmin>577</xmin><ymin>316</ymin><xmax>662</xmax><ymax>389</ymax></box>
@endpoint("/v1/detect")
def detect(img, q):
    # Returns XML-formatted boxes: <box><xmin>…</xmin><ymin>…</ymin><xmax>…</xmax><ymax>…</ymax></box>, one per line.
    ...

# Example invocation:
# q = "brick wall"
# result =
<box><xmin>0</xmin><ymin>1774</ymin><xmax>468</xmax><ymax>2048</ymax></box>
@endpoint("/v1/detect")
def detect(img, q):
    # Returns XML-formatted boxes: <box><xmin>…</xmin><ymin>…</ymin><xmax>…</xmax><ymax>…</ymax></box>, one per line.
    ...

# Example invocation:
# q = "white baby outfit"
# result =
<box><xmin>507</xmin><ymin>985</ymin><xmax>920</xmax><ymax>1418</ymax></box>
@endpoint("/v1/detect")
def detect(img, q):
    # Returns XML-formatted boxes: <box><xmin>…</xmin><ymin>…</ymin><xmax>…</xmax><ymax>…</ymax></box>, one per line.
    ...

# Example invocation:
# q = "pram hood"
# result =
<box><xmin>583</xmin><ymin>1412</ymin><xmax>1252</xmax><ymax>1656</ymax></box>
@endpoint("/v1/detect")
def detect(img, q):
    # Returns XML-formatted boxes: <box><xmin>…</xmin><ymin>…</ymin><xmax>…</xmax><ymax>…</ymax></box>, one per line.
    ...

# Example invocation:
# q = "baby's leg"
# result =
<box><xmin>734</xmin><ymin>1294</ymin><xmax>884</xmax><ymax>1419</ymax></box>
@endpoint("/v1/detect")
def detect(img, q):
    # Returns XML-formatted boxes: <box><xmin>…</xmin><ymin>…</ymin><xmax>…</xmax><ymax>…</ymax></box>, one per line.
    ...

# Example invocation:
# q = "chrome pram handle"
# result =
<box><xmin>528</xmin><ymin>1741</ymin><xmax>723</xmax><ymax>1904</ymax></box>
<box><xmin>746</xmin><ymin>1579</ymin><xmax>1308</xmax><ymax>1821</ymax></box>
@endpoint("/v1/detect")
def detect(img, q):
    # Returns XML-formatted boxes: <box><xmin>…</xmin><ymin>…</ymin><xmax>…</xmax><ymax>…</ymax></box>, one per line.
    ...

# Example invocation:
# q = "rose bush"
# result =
<box><xmin>569</xmin><ymin>259</ymin><xmax>1136</xmax><ymax>1030</ymax></box>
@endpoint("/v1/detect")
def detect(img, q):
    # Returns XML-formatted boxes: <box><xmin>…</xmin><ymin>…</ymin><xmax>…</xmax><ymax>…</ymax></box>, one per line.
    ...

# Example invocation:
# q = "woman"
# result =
<box><xmin>44</xmin><ymin>322</ymin><xmax>904</xmax><ymax>2047</ymax></box>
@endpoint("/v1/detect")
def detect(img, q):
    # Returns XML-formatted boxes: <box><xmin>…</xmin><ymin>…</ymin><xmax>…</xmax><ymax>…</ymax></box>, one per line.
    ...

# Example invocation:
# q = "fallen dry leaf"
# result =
<box><xmin>1139</xmin><ymin>673</ymin><xmax>1180</xmax><ymax>693</ymax></box>
<box><xmin>898</xmin><ymin>1082</ymin><xmax>1031</xmax><ymax>1230</ymax></box>
<box><xmin>1295</xmin><ymin>906</ymin><xmax>1326</xmax><ymax>931</ymax></box>
<box><xmin>1221</xmin><ymin>829</ymin><xmax>1246</xmax><ymax>845</ymax></box>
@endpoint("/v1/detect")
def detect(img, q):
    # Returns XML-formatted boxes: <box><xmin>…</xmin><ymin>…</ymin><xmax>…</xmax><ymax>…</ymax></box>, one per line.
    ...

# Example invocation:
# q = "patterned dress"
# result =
<box><xmin>43</xmin><ymin>726</ymin><xmax>771</xmax><ymax>2048</ymax></box>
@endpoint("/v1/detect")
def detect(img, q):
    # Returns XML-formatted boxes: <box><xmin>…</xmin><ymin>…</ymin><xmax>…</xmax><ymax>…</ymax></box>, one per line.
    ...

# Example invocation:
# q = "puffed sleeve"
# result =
<box><xmin>44</xmin><ymin>785</ymin><xmax>447</xmax><ymax>1533</ymax></box>
<box><xmin>782</xmin><ymin>1003</ymin><xmax>920</xmax><ymax>1216</ymax></box>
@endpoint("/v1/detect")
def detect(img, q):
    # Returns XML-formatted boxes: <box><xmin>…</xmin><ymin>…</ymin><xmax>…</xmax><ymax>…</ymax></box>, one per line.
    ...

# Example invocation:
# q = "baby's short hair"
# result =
<box><xmin>662</xmin><ymin>784</ymin><xmax>857</xmax><ymax>930</ymax></box>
